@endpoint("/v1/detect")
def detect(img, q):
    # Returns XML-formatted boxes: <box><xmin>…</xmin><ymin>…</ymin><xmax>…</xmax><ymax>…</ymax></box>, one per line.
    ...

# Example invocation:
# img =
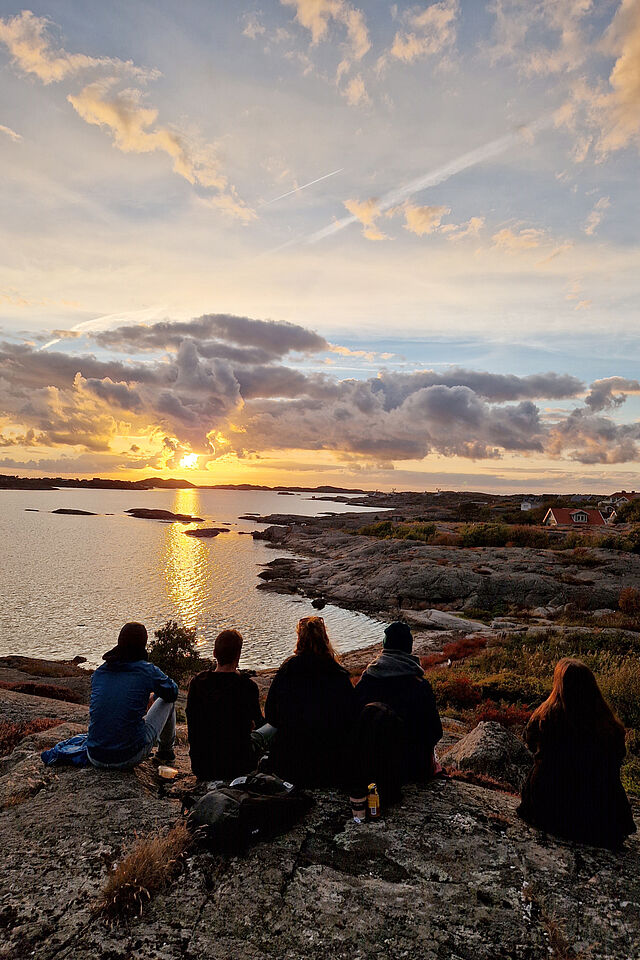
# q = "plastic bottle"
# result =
<box><xmin>367</xmin><ymin>782</ymin><xmax>380</xmax><ymax>819</ymax></box>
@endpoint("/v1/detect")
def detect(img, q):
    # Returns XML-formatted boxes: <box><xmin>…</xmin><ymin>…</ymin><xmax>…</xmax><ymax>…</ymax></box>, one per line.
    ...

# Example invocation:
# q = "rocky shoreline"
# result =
<box><xmin>249</xmin><ymin>508</ymin><xmax>640</xmax><ymax>618</ymax></box>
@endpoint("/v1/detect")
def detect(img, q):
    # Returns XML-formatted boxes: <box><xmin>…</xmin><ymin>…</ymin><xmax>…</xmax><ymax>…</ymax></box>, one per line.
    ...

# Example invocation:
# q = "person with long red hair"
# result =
<box><xmin>518</xmin><ymin>658</ymin><xmax>636</xmax><ymax>849</ymax></box>
<box><xmin>264</xmin><ymin>616</ymin><xmax>357</xmax><ymax>787</ymax></box>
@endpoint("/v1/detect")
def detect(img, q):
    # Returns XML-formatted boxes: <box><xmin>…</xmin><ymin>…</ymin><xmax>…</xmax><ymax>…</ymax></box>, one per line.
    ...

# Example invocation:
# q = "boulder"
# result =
<box><xmin>126</xmin><ymin>508</ymin><xmax>204</xmax><ymax>522</ymax></box>
<box><xmin>403</xmin><ymin>609</ymin><xmax>488</xmax><ymax>633</ymax></box>
<box><xmin>444</xmin><ymin>721</ymin><xmax>533</xmax><ymax>791</ymax></box>
<box><xmin>183</xmin><ymin>527</ymin><xmax>230</xmax><ymax>538</ymax></box>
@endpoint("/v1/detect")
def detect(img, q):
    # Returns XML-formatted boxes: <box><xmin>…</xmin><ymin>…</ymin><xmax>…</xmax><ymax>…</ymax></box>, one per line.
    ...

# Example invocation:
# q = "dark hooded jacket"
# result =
<box><xmin>517</xmin><ymin>713</ymin><xmax>636</xmax><ymax>849</ymax></box>
<box><xmin>265</xmin><ymin>652</ymin><xmax>357</xmax><ymax>787</ymax></box>
<box><xmin>186</xmin><ymin>670</ymin><xmax>263</xmax><ymax>781</ymax></box>
<box><xmin>354</xmin><ymin>649</ymin><xmax>442</xmax><ymax>781</ymax></box>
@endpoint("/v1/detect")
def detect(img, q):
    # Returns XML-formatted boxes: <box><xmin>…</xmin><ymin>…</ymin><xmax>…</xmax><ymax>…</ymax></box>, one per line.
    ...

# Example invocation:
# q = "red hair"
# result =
<box><xmin>530</xmin><ymin>658</ymin><xmax>625</xmax><ymax>744</ymax></box>
<box><xmin>295</xmin><ymin>616</ymin><xmax>340</xmax><ymax>663</ymax></box>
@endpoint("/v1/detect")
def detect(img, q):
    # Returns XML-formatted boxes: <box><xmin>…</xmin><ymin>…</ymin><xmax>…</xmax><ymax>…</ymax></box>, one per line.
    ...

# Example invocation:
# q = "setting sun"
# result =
<box><xmin>179</xmin><ymin>453</ymin><xmax>199</xmax><ymax>470</ymax></box>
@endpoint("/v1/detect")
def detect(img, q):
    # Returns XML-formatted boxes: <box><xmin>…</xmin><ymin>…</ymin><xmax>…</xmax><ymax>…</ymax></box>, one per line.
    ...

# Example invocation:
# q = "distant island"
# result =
<box><xmin>0</xmin><ymin>473</ymin><xmax>367</xmax><ymax>494</ymax></box>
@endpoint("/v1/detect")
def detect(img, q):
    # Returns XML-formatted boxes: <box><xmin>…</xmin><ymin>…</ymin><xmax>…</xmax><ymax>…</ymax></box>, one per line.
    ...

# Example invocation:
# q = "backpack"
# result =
<box><xmin>185</xmin><ymin>773</ymin><xmax>313</xmax><ymax>854</ymax></box>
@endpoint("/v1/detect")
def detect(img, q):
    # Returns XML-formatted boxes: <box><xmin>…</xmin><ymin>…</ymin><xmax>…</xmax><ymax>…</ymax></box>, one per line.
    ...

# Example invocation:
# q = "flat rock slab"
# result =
<box><xmin>126</xmin><ymin>508</ymin><xmax>204</xmax><ymax>522</ymax></box>
<box><xmin>51</xmin><ymin>509</ymin><xmax>97</xmax><ymax>516</ymax></box>
<box><xmin>403</xmin><ymin>609</ymin><xmax>490</xmax><ymax>634</ymax></box>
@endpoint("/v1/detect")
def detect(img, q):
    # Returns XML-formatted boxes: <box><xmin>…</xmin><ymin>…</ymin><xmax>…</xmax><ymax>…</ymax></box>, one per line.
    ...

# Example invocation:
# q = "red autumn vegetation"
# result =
<box><xmin>0</xmin><ymin>680</ymin><xmax>83</xmax><ymax>703</ymax></box>
<box><xmin>0</xmin><ymin>717</ymin><xmax>60</xmax><ymax>757</ymax></box>
<box><xmin>421</xmin><ymin>634</ymin><xmax>487</xmax><ymax>669</ymax></box>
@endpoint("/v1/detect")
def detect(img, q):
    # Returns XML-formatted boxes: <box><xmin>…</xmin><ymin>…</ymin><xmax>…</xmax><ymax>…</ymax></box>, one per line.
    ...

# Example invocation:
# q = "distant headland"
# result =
<box><xmin>0</xmin><ymin>474</ymin><xmax>367</xmax><ymax>494</ymax></box>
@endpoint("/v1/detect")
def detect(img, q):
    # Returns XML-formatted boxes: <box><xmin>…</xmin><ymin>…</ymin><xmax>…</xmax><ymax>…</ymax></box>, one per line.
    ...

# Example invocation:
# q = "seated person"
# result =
<box><xmin>264</xmin><ymin>616</ymin><xmax>357</xmax><ymax>787</ymax></box>
<box><xmin>518</xmin><ymin>658</ymin><xmax>636</xmax><ymax>849</ymax></box>
<box><xmin>186</xmin><ymin>629</ymin><xmax>274</xmax><ymax>781</ymax></box>
<box><xmin>87</xmin><ymin>622</ymin><xmax>178</xmax><ymax>770</ymax></box>
<box><xmin>354</xmin><ymin>621</ymin><xmax>443</xmax><ymax>786</ymax></box>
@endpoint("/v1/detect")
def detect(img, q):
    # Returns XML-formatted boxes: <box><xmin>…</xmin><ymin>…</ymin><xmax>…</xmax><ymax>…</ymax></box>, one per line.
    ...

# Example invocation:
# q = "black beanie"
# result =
<box><xmin>383</xmin><ymin>621</ymin><xmax>413</xmax><ymax>653</ymax></box>
<box><xmin>103</xmin><ymin>622</ymin><xmax>148</xmax><ymax>662</ymax></box>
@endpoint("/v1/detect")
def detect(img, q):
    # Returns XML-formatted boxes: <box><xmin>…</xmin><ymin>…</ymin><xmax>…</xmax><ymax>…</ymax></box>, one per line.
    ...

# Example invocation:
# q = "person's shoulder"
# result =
<box><xmin>188</xmin><ymin>669</ymin><xmax>216</xmax><ymax>690</ymax></box>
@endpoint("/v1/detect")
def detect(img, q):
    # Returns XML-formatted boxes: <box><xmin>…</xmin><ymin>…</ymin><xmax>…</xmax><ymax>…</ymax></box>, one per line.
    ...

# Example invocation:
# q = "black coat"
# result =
<box><xmin>265</xmin><ymin>652</ymin><xmax>357</xmax><ymax>787</ymax></box>
<box><xmin>354</xmin><ymin>671</ymin><xmax>443</xmax><ymax>781</ymax></box>
<box><xmin>186</xmin><ymin>670</ymin><xmax>263</xmax><ymax>781</ymax></box>
<box><xmin>517</xmin><ymin>714</ymin><xmax>636</xmax><ymax>849</ymax></box>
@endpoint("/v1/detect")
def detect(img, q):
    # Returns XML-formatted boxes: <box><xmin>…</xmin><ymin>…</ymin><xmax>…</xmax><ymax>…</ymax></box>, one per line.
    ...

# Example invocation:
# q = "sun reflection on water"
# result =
<box><xmin>162</xmin><ymin>489</ymin><xmax>210</xmax><ymax>634</ymax></box>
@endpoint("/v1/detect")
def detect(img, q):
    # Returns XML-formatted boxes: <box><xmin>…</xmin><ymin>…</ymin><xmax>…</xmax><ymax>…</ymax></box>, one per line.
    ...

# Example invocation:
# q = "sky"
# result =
<box><xmin>1</xmin><ymin>0</ymin><xmax>640</xmax><ymax>493</ymax></box>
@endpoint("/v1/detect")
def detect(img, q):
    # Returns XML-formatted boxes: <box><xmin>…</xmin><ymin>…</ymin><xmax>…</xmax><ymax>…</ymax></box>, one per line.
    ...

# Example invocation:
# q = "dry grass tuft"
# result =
<box><xmin>96</xmin><ymin>822</ymin><xmax>191</xmax><ymax>922</ymax></box>
<box><xmin>0</xmin><ymin>680</ymin><xmax>83</xmax><ymax>703</ymax></box>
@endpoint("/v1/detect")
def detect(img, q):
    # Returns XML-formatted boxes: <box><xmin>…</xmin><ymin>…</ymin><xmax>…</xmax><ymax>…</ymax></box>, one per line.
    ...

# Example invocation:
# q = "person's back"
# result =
<box><xmin>518</xmin><ymin>658</ymin><xmax>636</xmax><ymax>849</ymax></box>
<box><xmin>87</xmin><ymin>623</ymin><xmax>178</xmax><ymax>768</ymax></box>
<box><xmin>265</xmin><ymin>619</ymin><xmax>357</xmax><ymax>787</ymax></box>
<box><xmin>354</xmin><ymin>622</ymin><xmax>442</xmax><ymax>782</ymax></box>
<box><xmin>187</xmin><ymin>669</ymin><xmax>262</xmax><ymax>780</ymax></box>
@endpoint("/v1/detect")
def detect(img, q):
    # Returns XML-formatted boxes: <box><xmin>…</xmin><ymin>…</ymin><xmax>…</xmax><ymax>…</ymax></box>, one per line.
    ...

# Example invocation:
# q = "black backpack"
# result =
<box><xmin>185</xmin><ymin>773</ymin><xmax>313</xmax><ymax>855</ymax></box>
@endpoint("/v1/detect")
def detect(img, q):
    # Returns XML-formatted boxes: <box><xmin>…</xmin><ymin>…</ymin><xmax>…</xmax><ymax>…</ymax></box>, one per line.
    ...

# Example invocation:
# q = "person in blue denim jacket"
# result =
<box><xmin>87</xmin><ymin>622</ymin><xmax>178</xmax><ymax>770</ymax></box>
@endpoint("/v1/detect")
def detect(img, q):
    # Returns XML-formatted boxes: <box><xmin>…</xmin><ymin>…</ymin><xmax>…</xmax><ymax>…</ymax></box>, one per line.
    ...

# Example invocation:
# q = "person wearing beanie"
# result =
<box><xmin>87</xmin><ymin>622</ymin><xmax>178</xmax><ymax>769</ymax></box>
<box><xmin>350</xmin><ymin>621</ymin><xmax>442</xmax><ymax>803</ymax></box>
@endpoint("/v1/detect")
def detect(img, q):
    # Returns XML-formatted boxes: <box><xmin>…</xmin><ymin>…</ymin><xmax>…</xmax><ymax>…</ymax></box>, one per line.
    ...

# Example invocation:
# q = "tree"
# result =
<box><xmin>148</xmin><ymin>621</ymin><xmax>210</xmax><ymax>685</ymax></box>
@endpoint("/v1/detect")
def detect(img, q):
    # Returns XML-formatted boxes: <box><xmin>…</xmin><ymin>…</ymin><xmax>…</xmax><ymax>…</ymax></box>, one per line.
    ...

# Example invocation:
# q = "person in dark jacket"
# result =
<box><xmin>186</xmin><ymin>629</ymin><xmax>274</xmax><ymax>781</ymax></box>
<box><xmin>518</xmin><ymin>658</ymin><xmax>636</xmax><ymax>849</ymax></box>
<box><xmin>352</xmin><ymin>621</ymin><xmax>443</xmax><ymax>800</ymax></box>
<box><xmin>264</xmin><ymin>616</ymin><xmax>357</xmax><ymax>787</ymax></box>
<box><xmin>87</xmin><ymin>622</ymin><xmax>178</xmax><ymax>770</ymax></box>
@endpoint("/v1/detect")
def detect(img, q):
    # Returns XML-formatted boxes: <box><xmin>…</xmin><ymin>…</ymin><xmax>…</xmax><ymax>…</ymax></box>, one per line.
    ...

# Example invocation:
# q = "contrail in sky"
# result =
<box><xmin>305</xmin><ymin>116</ymin><xmax>553</xmax><ymax>245</ymax></box>
<box><xmin>261</xmin><ymin>168</ymin><xmax>344</xmax><ymax>206</ymax></box>
<box><xmin>41</xmin><ymin>306</ymin><xmax>166</xmax><ymax>350</ymax></box>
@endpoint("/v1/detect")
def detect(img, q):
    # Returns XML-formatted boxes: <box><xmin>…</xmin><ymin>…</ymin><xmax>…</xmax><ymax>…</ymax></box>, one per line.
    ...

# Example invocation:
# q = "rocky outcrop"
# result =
<box><xmin>252</xmin><ymin>520</ymin><xmax>640</xmax><ymax>615</ymax></box>
<box><xmin>443</xmin><ymin>721</ymin><xmax>533</xmax><ymax>791</ymax></box>
<box><xmin>126</xmin><ymin>508</ymin><xmax>204</xmax><ymax>523</ymax></box>
<box><xmin>51</xmin><ymin>509</ymin><xmax>97</xmax><ymax>516</ymax></box>
<box><xmin>0</xmin><ymin>698</ymin><xmax>637</xmax><ymax>960</ymax></box>
<box><xmin>184</xmin><ymin>527</ymin><xmax>230</xmax><ymax>538</ymax></box>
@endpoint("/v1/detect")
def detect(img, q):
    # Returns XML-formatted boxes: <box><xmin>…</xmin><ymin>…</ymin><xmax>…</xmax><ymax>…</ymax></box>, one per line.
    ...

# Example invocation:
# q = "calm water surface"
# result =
<box><xmin>0</xmin><ymin>489</ymin><xmax>385</xmax><ymax>668</ymax></box>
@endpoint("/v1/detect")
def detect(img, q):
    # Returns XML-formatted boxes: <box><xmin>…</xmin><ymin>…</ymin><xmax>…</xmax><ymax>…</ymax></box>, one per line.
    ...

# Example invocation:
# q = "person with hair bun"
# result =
<box><xmin>264</xmin><ymin>616</ymin><xmax>357</xmax><ymax>787</ymax></box>
<box><xmin>518</xmin><ymin>658</ymin><xmax>636</xmax><ymax>849</ymax></box>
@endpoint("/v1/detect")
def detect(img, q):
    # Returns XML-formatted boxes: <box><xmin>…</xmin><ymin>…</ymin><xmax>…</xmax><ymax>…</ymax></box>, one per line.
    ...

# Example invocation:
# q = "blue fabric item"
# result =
<box><xmin>87</xmin><ymin>659</ymin><xmax>178</xmax><ymax>765</ymax></box>
<box><xmin>41</xmin><ymin>733</ymin><xmax>89</xmax><ymax>767</ymax></box>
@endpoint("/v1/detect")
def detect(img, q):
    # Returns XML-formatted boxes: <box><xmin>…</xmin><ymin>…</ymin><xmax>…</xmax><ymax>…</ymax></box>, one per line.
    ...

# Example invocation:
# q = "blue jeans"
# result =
<box><xmin>88</xmin><ymin>699</ymin><xmax>176</xmax><ymax>770</ymax></box>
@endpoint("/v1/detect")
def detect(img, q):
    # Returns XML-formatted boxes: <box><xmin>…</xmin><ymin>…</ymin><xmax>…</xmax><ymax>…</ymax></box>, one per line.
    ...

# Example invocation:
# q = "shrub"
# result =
<box><xmin>475</xmin><ymin>699</ymin><xmax>533</xmax><ymax>729</ymax></box>
<box><xmin>619</xmin><ymin>586</ymin><xmax>640</xmax><ymax>615</ymax></box>
<box><xmin>459</xmin><ymin>523</ymin><xmax>510</xmax><ymax>547</ymax></box>
<box><xmin>422</xmin><ymin>635</ymin><xmax>487</xmax><ymax>668</ymax></box>
<box><xmin>148</xmin><ymin>621</ymin><xmax>210</xmax><ymax>685</ymax></box>
<box><xmin>598</xmin><ymin>660</ymin><xmax>640</xmax><ymax>729</ymax></box>
<box><xmin>0</xmin><ymin>680</ymin><xmax>82</xmax><ymax>704</ymax></box>
<box><xmin>430</xmin><ymin>674</ymin><xmax>482</xmax><ymax>708</ymax></box>
<box><xmin>479</xmin><ymin>671</ymin><xmax>547</xmax><ymax>705</ymax></box>
<box><xmin>621</xmin><ymin>757</ymin><xmax>640</xmax><ymax>799</ymax></box>
<box><xmin>97</xmin><ymin>822</ymin><xmax>191</xmax><ymax>921</ymax></box>
<box><xmin>0</xmin><ymin>717</ymin><xmax>60</xmax><ymax>757</ymax></box>
<box><xmin>356</xmin><ymin>520</ymin><xmax>436</xmax><ymax>543</ymax></box>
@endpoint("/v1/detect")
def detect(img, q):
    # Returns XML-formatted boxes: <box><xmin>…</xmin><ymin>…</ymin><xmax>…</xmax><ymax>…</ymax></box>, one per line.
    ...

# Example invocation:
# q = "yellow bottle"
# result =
<box><xmin>367</xmin><ymin>782</ymin><xmax>380</xmax><ymax>819</ymax></box>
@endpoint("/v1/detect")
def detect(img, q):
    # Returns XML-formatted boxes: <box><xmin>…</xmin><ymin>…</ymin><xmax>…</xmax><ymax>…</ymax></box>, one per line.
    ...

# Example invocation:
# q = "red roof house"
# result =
<box><xmin>542</xmin><ymin>507</ymin><xmax>612</xmax><ymax>527</ymax></box>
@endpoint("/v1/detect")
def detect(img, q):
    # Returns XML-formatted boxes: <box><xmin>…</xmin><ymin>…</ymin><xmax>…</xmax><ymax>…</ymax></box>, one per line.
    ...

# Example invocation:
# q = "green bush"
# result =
<box><xmin>478</xmin><ymin>671</ymin><xmax>547</xmax><ymax>705</ymax></box>
<box><xmin>148</xmin><ymin>620</ymin><xmax>210</xmax><ymax>685</ymax></box>
<box><xmin>459</xmin><ymin>523</ymin><xmax>511</xmax><ymax>547</ymax></box>
<box><xmin>356</xmin><ymin>520</ymin><xmax>436</xmax><ymax>543</ymax></box>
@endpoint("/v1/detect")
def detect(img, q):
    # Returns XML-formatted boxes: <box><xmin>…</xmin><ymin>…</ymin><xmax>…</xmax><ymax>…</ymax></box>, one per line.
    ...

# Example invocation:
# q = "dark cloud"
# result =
<box><xmin>584</xmin><ymin>377</ymin><xmax>640</xmax><ymax>412</ymax></box>
<box><xmin>93</xmin><ymin>313</ymin><xmax>329</xmax><ymax>359</ymax></box>
<box><xmin>1</xmin><ymin>314</ymin><xmax>639</xmax><ymax>468</ymax></box>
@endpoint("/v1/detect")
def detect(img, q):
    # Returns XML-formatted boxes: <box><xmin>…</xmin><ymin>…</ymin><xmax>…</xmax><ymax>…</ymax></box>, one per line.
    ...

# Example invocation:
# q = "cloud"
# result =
<box><xmin>402</xmin><ymin>203</ymin><xmax>450</xmax><ymax>235</ymax></box>
<box><xmin>281</xmin><ymin>0</ymin><xmax>370</xmax><ymax>58</ymax></box>
<box><xmin>0</xmin><ymin>10</ymin><xmax>153</xmax><ymax>84</ymax></box>
<box><xmin>242</xmin><ymin>12</ymin><xmax>266</xmax><ymax>39</ymax></box>
<box><xmin>343</xmin><ymin>73</ymin><xmax>369</xmax><ymax>105</ymax></box>
<box><xmin>2</xmin><ymin>317</ymin><xmax>639</xmax><ymax>469</ymax></box>
<box><xmin>0</xmin><ymin>123</ymin><xmax>21</xmax><ymax>142</ymax></box>
<box><xmin>387</xmin><ymin>0</ymin><xmax>458</xmax><ymax>65</ymax></box>
<box><xmin>441</xmin><ymin>216</ymin><xmax>485</xmax><ymax>240</ymax></box>
<box><xmin>584</xmin><ymin>195</ymin><xmax>610</xmax><ymax>235</ymax></box>
<box><xmin>584</xmin><ymin>376</ymin><xmax>640</xmax><ymax>411</ymax></box>
<box><xmin>492</xmin><ymin>225</ymin><xmax>547</xmax><ymax>252</ymax></box>
<box><xmin>0</xmin><ymin>11</ymin><xmax>253</xmax><ymax>220</ymax></box>
<box><xmin>489</xmin><ymin>0</ymin><xmax>593</xmax><ymax>76</ymax></box>
<box><xmin>343</xmin><ymin>198</ymin><xmax>387</xmax><ymax>240</ymax></box>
